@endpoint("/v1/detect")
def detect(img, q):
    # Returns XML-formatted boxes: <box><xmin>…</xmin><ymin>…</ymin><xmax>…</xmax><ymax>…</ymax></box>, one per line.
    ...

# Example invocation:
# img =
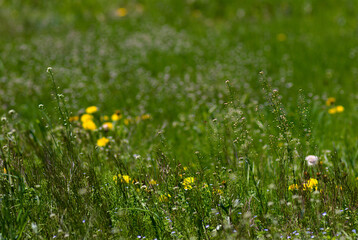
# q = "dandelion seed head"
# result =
<box><xmin>305</xmin><ymin>155</ymin><xmax>318</xmax><ymax>166</ymax></box>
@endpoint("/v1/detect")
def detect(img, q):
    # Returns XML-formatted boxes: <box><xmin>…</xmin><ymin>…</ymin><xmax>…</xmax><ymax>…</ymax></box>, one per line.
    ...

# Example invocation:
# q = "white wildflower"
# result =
<box><xmin>305</xmin><ymin>155</ymin><xmax>318</xmax><ymax>166</ymax></box>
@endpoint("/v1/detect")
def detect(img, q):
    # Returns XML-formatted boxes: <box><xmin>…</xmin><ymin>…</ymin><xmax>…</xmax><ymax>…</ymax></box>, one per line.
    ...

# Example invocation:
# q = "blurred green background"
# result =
<box><xmin>1</xmin><ymin>0</ymin><xmax>358</xmax><ymax>152</ymax></box>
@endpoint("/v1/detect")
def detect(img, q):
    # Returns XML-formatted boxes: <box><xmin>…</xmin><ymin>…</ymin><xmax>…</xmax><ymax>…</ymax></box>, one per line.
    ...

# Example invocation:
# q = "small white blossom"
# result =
<box><xmin>305</xmin><ymin>155</ymin><xmax>319</xmax><ymax>166</ymax></box>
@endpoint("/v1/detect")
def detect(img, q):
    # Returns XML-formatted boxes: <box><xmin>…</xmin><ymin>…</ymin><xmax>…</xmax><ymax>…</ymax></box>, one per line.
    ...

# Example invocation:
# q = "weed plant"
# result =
<box><xmin>1</xmin><ymin>0</ymin><xmax>358</xmax><ymax>239</ymax></box>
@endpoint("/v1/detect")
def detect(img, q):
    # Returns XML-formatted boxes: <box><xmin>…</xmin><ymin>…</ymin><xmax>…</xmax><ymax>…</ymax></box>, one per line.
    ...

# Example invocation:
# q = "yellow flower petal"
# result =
<box><xmin>149</xmin><ymin>179</ymin><xmax>157</xmax><ymax>185</ymax></box>
<box><xmin>102</xmin><ymin>122</ymin><xmax>113</xmax><ymax>130</ymax></box>
<box><xmin>277</xmin><ymin>33</ymin><xmax>287</xmax><ymax>42</ymax></box>
<box><xmin>82</xmin><ymin>120</ymin><xmax>97</xmax><ymax>130</ymax></box>
<box><xmin>116</xmin><ymin>8</ymin><xmax>127</xmax><ymax>17</ymax></box>
<box><xmin>328</xmin><ymin>108</ymin><xmax>337</xmax><ymax>114</ymax></box>
<box><xmin>122</xmin><ymin>175</ymin><xmax>131</xmax><ymax>183</ymax></box>
<box><xmin>326</xmin><ymin>97</ymin><xmax>336</xmax><ymax>106</ymax></box>
<box><xmin>111</xmin><ymin>113</ymin><xmax>122</xmax><ymax>121</ymax></box>
<box><xmin>81</xmin><ymin>114</ymin><xmax>93</xmax><ymax>122</ymax></box>
<box><xmin>97</xmin><ymin>137</ymin><xmax>109</xmax><ymax>147</ymax></box>
<box><xmin>336</xmin><ymin>105</ymin><xmax>344</xmax><ymax>113</ymax></box>
<box><xmin>69</xmin><ymin>116</ymin><xmax>79</xmax><ymax>122</ymax></box>
<box><xmin>86</xmin><ymin>106</ymin><xmax>98</xmax><ymax>114</ymax></box>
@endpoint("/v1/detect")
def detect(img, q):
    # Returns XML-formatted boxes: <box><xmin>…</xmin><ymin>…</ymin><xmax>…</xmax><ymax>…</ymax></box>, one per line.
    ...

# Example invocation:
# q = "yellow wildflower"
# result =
<box><xmin>183</xmin><ymin>166</ymin><xmax>188</xmax><ymax>171</ymax></box>
<box><xmin>202</xmin><ymin>183</ymin><xmax>211</xmax><ymax>194</ymax></box>
<box><xmin>214</xmin><ymin>189</ymin><xmax>223</xmax><ymax>195</ymax></box>
<box><xmin>183</xmin><ymin>177</ymin><xmax>194</xmax><ymax>184</ymax></box>
<box><xmin>69</xmin><ymin>116</ymin><xmax>79</xmax><ymax>122</ymax></box>
<box><xmin>113</xmin><ymin>174</ymin><xmax>131</xmax><ymax>184</ymax></box>
<box><xmin>82</xmin><ymin>120</ymin><xmax>97</xmax><ymax>130</ymax></box>
<box><xmin>326</xmin><ymin>97</ymin><xmax>336</xmax><ymax>106</ymax></box>
<box><xmin>124</xmin><ymin>119</ymin><xmax>130</xmax><ymax>125</ymax></box>
<box><xmin>336</xmin><ymin>105</ymin><xmax>344</xmax><ymax>113</ymax></box>
<box><xmin>288</xmin><ymin>184</ymin><xmax>299</xmax><ymax>191</ymax></box>
<box><xmin>86</xmin><ymin>106</ymin><xmax>98</xmax><ymax>114</ymax></box>
<box><xmin>122</xmin><ymin>175</ymin><xmax>131</xmax><ymax>183</ymax></box>
<box><xmin>3</xmin><ymin>168</ymin><xmax>6</xmax><ymax>174</ymax></box>
<box><xmin>101</xmin><ymin>115</ymin><xmax>109</xmax><ymax>121</ymax></box>
<box><xmin>111</xmin><ymin>112</ymin><xmax>122</xmax><ymax>121</ymax></box>
<box><xmin>102</xmin><ymin>122</ymin><xmax>113</xmax><ymax>130</ymax></box>
<box><xmin>303</xmin><ymin>178</ymin><xmax>318</xmax><ymax>191</ymax></box>
<box><xmin>328</xmin><ymin>108</ymin><xmax>337</xmax><ymax>114</ymax></box>
<box><xmin>328</xmin><ymin>105</ymin><xmax>344</xmax><ymax>114</ymax></box>
<box><xmin>183</xmin><ymin>177</ymin><xmax>194</xmax><ymax>190</ymax></box>
<box><xmin>113</xmin><ymin>175</ymin><xmax>118</xmax><ymax>183</ymax></box>
<box><xmin>184</xmin><ymin>185</ymin><xmax>192</xmax><ymax>190</ymax></box>
<box><xmin>277</xmin><ymin>33</ymin><xmax>287</xmax><ymax>42</ymax></box>
<box><xmin>81</xmin><ymin>114</ymin><xmax>93</xmax><ymax>122</ymax></box>
<box><xmin>116</xmin><ymin>8</ymin><xmax>127</xmax><ymax>17</ymax></box>
<box><xmin>159</xmin><ymin>193</ymin><xmax>171</xmax><ymax>202</ymax></box>
<box><xmin>141</xmin><ymin>114</ymin><xmax>151</xmax><ymax>120</ymax></box>
<box><xmin>97</xmin><ymin>137</ymin><xmax>109</xmax><ymax>147</ymax></box>
<box><xmin>149</xmin><ymin>179</ymin><xmax>157</xmax><ymax>185</ymax></box>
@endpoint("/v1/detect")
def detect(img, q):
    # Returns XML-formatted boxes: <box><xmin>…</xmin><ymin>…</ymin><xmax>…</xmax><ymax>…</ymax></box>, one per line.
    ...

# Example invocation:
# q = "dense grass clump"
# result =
<box><xmin>1</xmin><ymin>0</ymin><xmax>358</xmax><ymax>239</ymax></box>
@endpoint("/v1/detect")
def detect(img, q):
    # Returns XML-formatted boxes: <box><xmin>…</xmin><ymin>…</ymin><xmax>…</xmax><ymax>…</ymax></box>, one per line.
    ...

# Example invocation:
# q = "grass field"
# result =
<box><xmin>1</xmin><ymin>0</ymin><xmax>358</xmax><ymax>239</ymax></box>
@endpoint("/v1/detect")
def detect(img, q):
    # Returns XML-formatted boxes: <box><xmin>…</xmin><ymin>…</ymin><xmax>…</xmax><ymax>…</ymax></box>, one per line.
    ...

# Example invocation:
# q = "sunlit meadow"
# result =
<box><xmin>1</xmin><ymin>0</ymin><xmax>358</xmax><ymax>239</ymax></box>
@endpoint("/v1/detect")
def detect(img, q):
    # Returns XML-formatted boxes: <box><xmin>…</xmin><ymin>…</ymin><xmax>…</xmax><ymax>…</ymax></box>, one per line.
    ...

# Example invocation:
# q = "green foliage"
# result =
<box><xmin>1</xmin><ymin>0</ymin><xmax>358</xmax><ymax>239</ymax></box>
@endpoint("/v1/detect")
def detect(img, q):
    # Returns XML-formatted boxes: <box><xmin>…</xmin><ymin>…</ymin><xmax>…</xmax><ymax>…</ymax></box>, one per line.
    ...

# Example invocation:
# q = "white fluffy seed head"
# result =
<box><xmin>305</xmin><ymin>155</ymin><xmax>319</xmax><ymax>166</ymax></box>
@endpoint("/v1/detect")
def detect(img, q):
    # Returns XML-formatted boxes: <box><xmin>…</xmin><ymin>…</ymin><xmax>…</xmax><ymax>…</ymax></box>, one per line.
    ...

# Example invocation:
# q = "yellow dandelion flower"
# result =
<box><xmin>214</xmin><ymin>189</ymin><xmax>223</xmax><ymax>195</ymax></box>
<box><xmin>82</xmin><ymin>120</ymin><xmax>97</xmax><ymax>130</ymax></box>
<box><xmin>81</xmin><ymin>114</ymin><xmax>93</xmax><ymax>122</ymax></box>
<box><xmin>303</xmin><ymin>178</ymin><xmax>318</xmax><ymax>191</ymax></box>
<box><xmin>277</xmin><ymin>33</ymin><xmax>287</xmax><ymax>42</ymax></box>
<box><xmin>101</xmin><ymin>115</ymin><xmax>109</xmax><ymax>121</ymax></box>
<box><xmin>69</xmin><ymin>116</ymin><xmax>79</xmax><ymax>122</ymax></box>
<box><xmin>149</xmin><ymin>179</ymin><xmax>157</xmax><ymax>185</ymax></box>
<box><xmin>86</xmin><ymin>106</ymin><xmax>98</xmax><ymax>114</ymax></box>
<box><xmin>159</xmin><ymin>193</ymin><xmax>171</xmax><ymax>202</ymax></box>
<box><xmin>113</xmin><ymin>174</ymin><xmax>132</xmax><ymax>184</ymax></box>
<box><xmin>3</xmin><ymin>168</ymin><xmax>6</xmax><ymax>174</ymax></box>
<box><xmin>336</xmin><ymin>105</ymin><xmax>344</xmax><ymax>113</ymax></box>
<box><xmin>116</xmin><ymin>8</ymin><xmax>127</xmax><ymax>17</ymax></box>
<box><xmin>124</xmin><ymin>118</ymin><xmax>130</xmax><ymax>125</ymax></box>
<box><xmin>121</xmin><ymin>175</ymin><xmax>131</xmax><ymax>183</ymax></box>
<box><xmin>202</xmin><ymin>183</ymin><xmax>211</xmax><ymax>193</ymax></box>
<box><xmin>141</xmin><ymin>114</ymin><xmax>151</xmax><ymax>120</ymax></box>
<box><xmin>111</xmin><ymin>112</ymin><xmax>122</xmax><ymax>121</ymax></box>
<box><xmin>326</xmin><ymin>97</ymin><xmax>336</xmax><ymax>106</ymax></box>
<box><xmin>288</xmin><ymin>184</ymin><xmax>299</xmax><ymax>191</ymax></box>
<box><xmin>113</xmin><ymin>175</ymin><xmax>118</xmax><ymax>183</ymax></box>
<box><xmin>102</xmin><ymin>122</ymin><xmax>113</xmax><ymax>130</ymax></box>
<box><xmin>183</xmin><ymin>177</ymin><xmax>194</xmax><ymax>190</ymax></box>
<box><xmin>328</xmin><ymin>107</ymin><xmax>337</xmax><ymax>114</ymax></box>
<box><xmin>97</xmin><ymin>137</ymin><xmax>109</xmax><ymax>147</ymax></box>
<box><xmin>183</xmin><ymin>177</ymin><xmax>194</xmax><ymax>185</ymax></box>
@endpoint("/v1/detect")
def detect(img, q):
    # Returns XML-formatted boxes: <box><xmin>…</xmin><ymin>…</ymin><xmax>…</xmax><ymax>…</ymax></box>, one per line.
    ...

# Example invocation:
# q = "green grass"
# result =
<box><xmin>1</xmin><ymin>0</ymin><xmax>358</xmax><ymax>239</ymax></box>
